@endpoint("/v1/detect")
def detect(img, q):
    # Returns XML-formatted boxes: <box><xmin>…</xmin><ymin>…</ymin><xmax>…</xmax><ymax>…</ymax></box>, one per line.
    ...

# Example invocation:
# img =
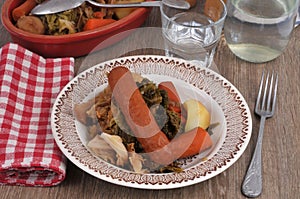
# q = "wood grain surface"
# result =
<box><xmin>1</xmin><ymin>1</ymin><xmax>299</xmax><ymax>198</ymax></box>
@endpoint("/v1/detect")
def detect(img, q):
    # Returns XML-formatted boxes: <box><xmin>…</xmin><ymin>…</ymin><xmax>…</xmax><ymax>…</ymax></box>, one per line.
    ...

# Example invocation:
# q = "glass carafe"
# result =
<box><xmin>224</xmin><ymin>0</ymin><xmax>299</xmax><ymax>63</ymax></box>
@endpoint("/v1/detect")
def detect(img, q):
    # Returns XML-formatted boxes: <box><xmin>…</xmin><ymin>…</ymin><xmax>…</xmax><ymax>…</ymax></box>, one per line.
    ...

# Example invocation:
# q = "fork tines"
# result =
<box><xmin>255</xmin><ymin>70</ymin><xmax>278</xmax><ymax>116</ymax></box>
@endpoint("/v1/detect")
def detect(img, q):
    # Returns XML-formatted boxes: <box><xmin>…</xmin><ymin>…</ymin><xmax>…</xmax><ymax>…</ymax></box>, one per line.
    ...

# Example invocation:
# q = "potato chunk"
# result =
<box><xmin>183</xmin><ymin>99</ymin><xmax>211</xmax><ymax>132</ymax></box>
<box><xmin>16</xmin><ymin>16</ymin><xmax>45</xmax><ymax>35</ymax></box>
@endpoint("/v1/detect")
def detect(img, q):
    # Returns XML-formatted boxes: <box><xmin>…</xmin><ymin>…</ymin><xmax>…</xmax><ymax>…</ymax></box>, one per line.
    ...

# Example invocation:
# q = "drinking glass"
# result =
<box><xmin>224</xmin><ymin>0</ymin><xmax>299</xmax><ymax>63</ymax></box>
<box><xmin>160</xmin><ymin>0</ymin><xmax>227</xmax><ymax>68</ymax></box>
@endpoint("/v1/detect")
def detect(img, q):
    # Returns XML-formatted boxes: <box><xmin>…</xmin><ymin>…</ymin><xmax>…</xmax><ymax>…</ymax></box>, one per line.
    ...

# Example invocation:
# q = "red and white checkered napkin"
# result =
<box><xmin>0</xmin><ymin>43</ymin><xmax>74</xmax><ymax>186</ymax></box>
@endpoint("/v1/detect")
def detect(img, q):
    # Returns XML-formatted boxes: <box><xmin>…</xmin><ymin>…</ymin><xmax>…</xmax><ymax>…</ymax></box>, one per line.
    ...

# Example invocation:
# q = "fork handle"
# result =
<box><xmin>241</xmin><ymin>116</ymin><xmax>266</xmax><ymax>198</ymax></box>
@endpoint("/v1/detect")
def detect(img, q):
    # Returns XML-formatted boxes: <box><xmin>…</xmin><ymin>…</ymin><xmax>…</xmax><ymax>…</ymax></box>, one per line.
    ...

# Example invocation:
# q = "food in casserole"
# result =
<box><xmin>12</xmin><ymin>0</ymin><xmax>144</xmax><ymax>35</ymax></box>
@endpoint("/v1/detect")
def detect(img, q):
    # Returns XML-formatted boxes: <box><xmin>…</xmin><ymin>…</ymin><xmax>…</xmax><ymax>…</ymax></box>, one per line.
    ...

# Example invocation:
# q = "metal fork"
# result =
<box><xmin>241</xmin><ymin>70</ymin><xmax>278</xmax><ymax>198</ymax></box>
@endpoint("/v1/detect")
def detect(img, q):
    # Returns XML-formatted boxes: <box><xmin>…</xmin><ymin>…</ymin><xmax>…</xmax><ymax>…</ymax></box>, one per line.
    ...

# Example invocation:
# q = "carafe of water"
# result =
<box><xmin>224</xmin><ymin>0</ymin><xmax>299</xmax><ymax>63</ymax></box>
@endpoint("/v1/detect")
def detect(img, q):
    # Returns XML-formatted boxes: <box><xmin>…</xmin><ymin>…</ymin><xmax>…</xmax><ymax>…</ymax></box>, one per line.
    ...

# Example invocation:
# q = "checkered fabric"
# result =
<box><xmin>0</xmin><ymin>43</ymin><xmax>74</xmax><ymax>186</ymax></box>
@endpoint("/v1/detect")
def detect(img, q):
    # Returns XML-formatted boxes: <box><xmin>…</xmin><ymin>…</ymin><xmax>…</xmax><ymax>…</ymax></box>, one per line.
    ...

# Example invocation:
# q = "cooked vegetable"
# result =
<box><xmin>41</xmin><ymin>8</ymin><xmax>85</xmax><ymax>35</ymax></box>
<box><xmin>83</xmin><ymin>18</ymin><xmax>116</xmax><ymax>31</ymax></box>
<box><xmin>74</xmin><ymin>97</ymin><xmax>96</xmax><ymax>125</ymax></box>
<box><xmin>158</xmin><ymin>81</ymin><xmax>181</xmax><ymax>113</ymax></box>
<box><xmin>12</xmin><ymin>0</ymin><xmax>37</xmax><ymax>21</ymax></box>
<box><xmin>16</xmin><ymin>16</ymin><xmax>45</xmax><ymax>35</ymax></box>
<box><xmin>100</xmin><ymin>132</ymin><xmax>128</xmax><ymax>166</ymax></box>
<box><xmin>183</xmin><ymin>99</ymin><xmax>211</xmax><ymax>132</ymax></box>
<box><xmin>158</xmin><ymin>81</ymin><xmax>186</xmax><ymax>136</ymax></box>
<box><xmin>170</xmin><ymin>127</ymin><xmax>212</xmax><ymax>159</ymax></box>
<box><xmin>158</xmin><ymin>82</ymin><xmax>180</xmax><ymax>104</ymax></box>
<box><xmin>137</xmin><ymin>79</ymin><xmax>163</xmax><ymax>106</ymax></box>
<box><xmin>127</xmin><ymin>143</ymin><xmax>147</xmax><ymax>173</ymax></box>
<box><xmin>87</xmin><ymin>134</ymin><xmax>116</xmax><ymax>163</ymax></box>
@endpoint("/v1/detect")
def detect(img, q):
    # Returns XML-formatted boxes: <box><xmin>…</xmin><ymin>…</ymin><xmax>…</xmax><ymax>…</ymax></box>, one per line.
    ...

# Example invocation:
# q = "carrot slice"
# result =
<box><xmin>12</xmin><ymin>0</ymin><xmax>37</xmax><ymax>21</ymax></box>
<box><xmin>83</xmin><ymin>18</ymin><xmax>116</xmax><ymax>31</ymax></box>
<box><xmin>170</xmin><ymin>127</ymin><xmax>213</xmax><ymax>159</ymax></box>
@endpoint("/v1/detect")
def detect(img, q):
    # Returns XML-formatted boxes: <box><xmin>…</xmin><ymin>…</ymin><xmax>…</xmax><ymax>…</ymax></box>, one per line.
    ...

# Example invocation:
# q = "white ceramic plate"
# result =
<box><xmin>51</xmin><ymin>55</ymin><xmax>252</xmax><ymax>189</ymax></box>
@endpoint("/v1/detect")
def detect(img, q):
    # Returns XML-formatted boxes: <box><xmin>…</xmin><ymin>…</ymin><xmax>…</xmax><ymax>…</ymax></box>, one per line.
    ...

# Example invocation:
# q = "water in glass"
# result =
<box><xmin>162</xmin><ymin>12</ymin><xmax>219</xmax><ymax>67</ymax></box>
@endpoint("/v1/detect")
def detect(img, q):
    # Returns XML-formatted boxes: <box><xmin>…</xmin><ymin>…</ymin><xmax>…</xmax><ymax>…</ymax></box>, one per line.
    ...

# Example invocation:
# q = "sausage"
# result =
<box><xmin>12</xmin><ymin>0</ymin><xmax>37</xmax><ymax>21</ymax></box>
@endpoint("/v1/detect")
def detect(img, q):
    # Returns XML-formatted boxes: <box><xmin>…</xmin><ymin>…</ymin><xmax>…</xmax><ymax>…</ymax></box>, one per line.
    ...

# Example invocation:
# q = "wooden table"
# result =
<box><xmin>1</xmin><ymin>2</ymin><xmax>300</xmax><ymax>199</ymax></box>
